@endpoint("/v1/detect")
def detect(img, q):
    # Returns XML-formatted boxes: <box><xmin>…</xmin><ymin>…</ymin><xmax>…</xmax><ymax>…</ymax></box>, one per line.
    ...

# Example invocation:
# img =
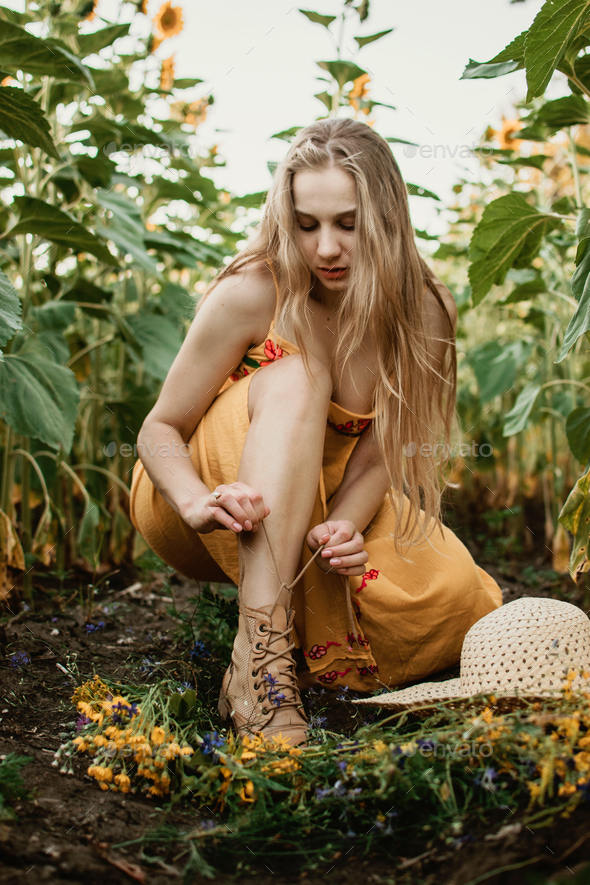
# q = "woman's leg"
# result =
<box><xmin>238</xmin><ymin>354</ymin><xmax>332</xmax><ymax>610</ymax></box>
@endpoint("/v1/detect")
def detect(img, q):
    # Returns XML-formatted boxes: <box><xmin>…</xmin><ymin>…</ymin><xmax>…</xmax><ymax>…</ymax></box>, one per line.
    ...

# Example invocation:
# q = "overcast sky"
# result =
<box><xmin>10</xmin><ymin>0</ymin><xmax>556</xmax><ymax>233</ymax></box>
<box><xmin>150</xmin><ymin>0</ymin><xmax>549</xmax><ymax>234</ymax></box>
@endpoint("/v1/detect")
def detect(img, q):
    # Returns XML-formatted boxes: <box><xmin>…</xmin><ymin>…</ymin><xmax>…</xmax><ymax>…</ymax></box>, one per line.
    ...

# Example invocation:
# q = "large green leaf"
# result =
<box><xmin>461</xmin><ymin>31</ymin><xmax>526</xmax><ymax>79</ymax></box>
<box><xmin>556</xmin><ymin>281</ymin><xmax>590</xmax><ymax>360</ymax></box>
<box><xmin>534</xmin><ymin>94</ymin><xmax>590</xmax><ymax>129</ymax></box>
<box><xmin>0</xmin><ymin>268</ymin><xmax>21</xmax><ymax>354</ymax></box>
<box><xmin>468</xmin><ymin>194</ymin><xmax>560</xmax><ymax>304</ymax></box>
<box><xmin>558</xmin><ymin>468</ymin><xmax>590</xmax><ymax>581</ymax></box>
<box><xmin>0</xmin><ymin>86</ymin><xmax>59</xmax><ymax>159</ymax></box>
<box><xmin>299</xmin><ymin>9</ymin><xmax>337</xmax><ymax>27</ymax></box>
<box><xmin>501</xmin><ymin>278</ymin><xmax>547</xmax><ymax>304</ymax></box>
<box><xmin>466</xmin><ymin>340</ymin><xmax>530</xmax><ymax>403</ymax></box>
<box><xmin>127</xmin><ymin>314</ymin><xmax>183</xmax><ymax>381</ymax></box>
<box><xmin>566</xmin><ymin>407</ymin><xmax>590</xmax><ymax>462</ymax></box>
<box><xmin>94</xmin><ymin>190</ymin><xmax>158</xmax><ymax>274</ymax></box>
<box><xmin>0</xmin><ymin>20</ymin><xmax>94</xmax><ymax>86</ymax></box>
<box><xmin>2</xmin><ymin>196</ymin><xmax>118</xmax><ymax>266</ymax></box>
<box><xmin>77</xmin><ymin>23</ymin><xmax>131</xmax><ymax>56</ymax></box>
<box><xmin>503</xmin><ymin>383</ymin><xmax>542</xmax><ymax>436</ymax></box>
<box><xmin>317</xmin><ymin>60</ymin><xmax>367</xmax><ymax>89</ymax></box>
<box><xmin>524</xmin><ymin>0</ymin><xmax>590</xmax><ymax>101</ymax></box>
<box><xmin>0</xmin><ymin>352</ymin><xmax>79</xmax><ymax>451</ymax></box>
<box><xmin>354</xmin><ymin>29</ymin><xmax>394</xmax><ymax>49</ymax></box>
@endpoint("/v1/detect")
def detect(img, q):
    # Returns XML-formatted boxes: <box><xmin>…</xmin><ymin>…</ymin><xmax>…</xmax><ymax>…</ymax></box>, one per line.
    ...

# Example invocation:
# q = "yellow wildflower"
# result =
<box><xmin>88</xmin><ymin>765</ymin><xmax>113</xmax><ymax>783</ymax></box>
<box><xmin>72</xmin><ymin>737</ymin><xmax>89</xmax><ymax>752</ymax></box>
<box><xmin>151</xmin><ymin>726</ymin><xmax>167</xmax><ymax>745</ymax></box>
<box><xmin>148</xmin><ymin>783</ymin><xmax>168</xmax><ymax>797</ymax></box>
<box><xmin>559</xmin><ymin>781</ymin><xmax>577</xmax><ymax>797</ymax></box>
<box><xmin>481</xmin><ymin>708</ymin><xmax>494</xmax><ymax>725</ymax></box>
<box><xmin>93</xmin><ymin>735</ymin><xmax>108</xmax><ymax>747</ymax></box>
<box><xmin>373</xmin><ymin>740</ymin><xmax>387</xmax><ymax>754</ymax></box>
<box><xmin>180</xmin><ymin>745</ymin><xmax>194</xmax><ymax>756</ymax></box>
<box><xmin>114</xmin><ymin>772</ymin><xmax>131</xmax><ymax>792</ymax></box>
<box><xmin>99</xmin><ymin>782</ymin><xmax>110</xmax><ymax>791</ymax></box>
<box><xmin>238</xmin><ymin>780</ymin><xmax>256</xmax><ymax>804</ymax></box>
<box><xmin>153</xmin><ymin>1</ymin><xmax>184</xmax><ymax>39</ymax></box>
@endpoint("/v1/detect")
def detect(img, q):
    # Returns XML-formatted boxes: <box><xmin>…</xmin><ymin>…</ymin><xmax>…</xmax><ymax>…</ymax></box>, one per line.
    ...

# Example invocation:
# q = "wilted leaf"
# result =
<box><xmin>0</xmin><ymin>86</ymin><xmax>59</xmax><ymax>159</ymax></box>
<box><xmin>0</xmin><ymin>506</ymin><xmax>24</xmax><ymax>602</ymax></box>
<box><xmin>559</xmin><ymin>468</ymin><xmax>590</xmax><ymax>582</ymax></box>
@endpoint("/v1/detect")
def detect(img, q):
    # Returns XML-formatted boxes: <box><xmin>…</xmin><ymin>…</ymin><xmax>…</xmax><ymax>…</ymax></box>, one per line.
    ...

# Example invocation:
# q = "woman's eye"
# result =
<box><xmin>298</xmin><ymin>224</ymin><xmax>317</xmax><ymax>232</ymax></box>
<box><xmin>340</xmin><ymin>224</ymin><xmax>355</xmax><ymax>231</ymax></box>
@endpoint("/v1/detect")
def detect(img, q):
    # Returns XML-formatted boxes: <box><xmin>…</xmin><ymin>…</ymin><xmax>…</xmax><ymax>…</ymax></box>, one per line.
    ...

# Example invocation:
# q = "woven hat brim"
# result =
<box><xmin>352</xmin><ymin>677</ymin><xmax>463</xmax><ymax>709</ymax></box>
<box><xmin>351</xmin><ymin>679</ymin><xmax>583</xmax><ymax>711</ymax></box>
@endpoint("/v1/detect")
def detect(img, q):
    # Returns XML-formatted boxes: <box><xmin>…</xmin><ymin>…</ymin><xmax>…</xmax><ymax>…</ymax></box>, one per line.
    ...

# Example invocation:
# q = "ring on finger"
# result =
<box><xmin>212</xmin><ymin>489</ymin><xmax>222</xmax><ymax>502</ymax></box>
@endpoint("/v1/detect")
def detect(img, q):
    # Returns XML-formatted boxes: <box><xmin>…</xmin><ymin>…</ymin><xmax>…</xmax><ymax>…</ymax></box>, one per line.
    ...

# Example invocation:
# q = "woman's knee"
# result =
<box><xmin>249</xmin><ymin>353</ymin><xmax>332</xmax><ymax>413</ymax></box>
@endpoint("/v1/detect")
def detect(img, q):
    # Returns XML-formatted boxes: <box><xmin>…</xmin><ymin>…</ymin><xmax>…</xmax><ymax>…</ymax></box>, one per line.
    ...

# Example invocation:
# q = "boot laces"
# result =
<box><xmin>253</xmin><ymin>623</ymin><xmax>300</xmax><ymax>711</ymax></box>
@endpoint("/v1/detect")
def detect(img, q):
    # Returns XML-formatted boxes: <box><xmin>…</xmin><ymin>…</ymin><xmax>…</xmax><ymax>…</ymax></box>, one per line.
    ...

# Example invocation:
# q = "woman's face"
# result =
<box><xmin>292</xmin><ymin>165</ymin><xmax>356</xmax><ymax>298</ymax></box>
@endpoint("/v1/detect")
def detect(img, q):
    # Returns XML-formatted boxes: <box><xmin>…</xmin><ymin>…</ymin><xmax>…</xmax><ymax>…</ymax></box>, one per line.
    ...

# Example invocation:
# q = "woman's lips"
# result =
<box><xmin>318</xmin><ymin>267</ymin><xmax>349</xmax><ymax>280</ymax></box>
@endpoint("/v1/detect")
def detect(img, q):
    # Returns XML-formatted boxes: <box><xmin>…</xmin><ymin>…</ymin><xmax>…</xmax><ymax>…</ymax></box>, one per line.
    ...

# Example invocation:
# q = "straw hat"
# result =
<box><xmin>352</xmin><ymin>597</ymin><xmax>590</xmax><ymax>711</ymax></box>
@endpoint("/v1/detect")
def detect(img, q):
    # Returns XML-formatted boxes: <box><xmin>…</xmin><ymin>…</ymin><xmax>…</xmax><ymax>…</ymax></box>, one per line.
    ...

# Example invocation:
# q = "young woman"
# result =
<box><xmin>130</xmin><ymin>118</ymin><xmax>502</xmax><ymax>747</ymax></box>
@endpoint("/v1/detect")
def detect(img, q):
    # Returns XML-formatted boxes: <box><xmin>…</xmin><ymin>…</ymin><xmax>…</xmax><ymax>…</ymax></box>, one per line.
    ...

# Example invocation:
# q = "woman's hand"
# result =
<box><xmin>181</xmin><ymin>482</ymin><xmax>270</xmax><ymax>534</ymax></box>
<box><xmin>307</xmin><ymin>519</ymin><xmax>368</xmax><ymax>576</ymax></box>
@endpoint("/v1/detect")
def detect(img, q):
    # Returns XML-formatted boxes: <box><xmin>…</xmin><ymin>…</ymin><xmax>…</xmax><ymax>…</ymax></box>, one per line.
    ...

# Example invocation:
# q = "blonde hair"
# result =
<box><xmin>205</xmin><ymin>118</ymin><xmax>456</xmax><ymax>545</ymax></box>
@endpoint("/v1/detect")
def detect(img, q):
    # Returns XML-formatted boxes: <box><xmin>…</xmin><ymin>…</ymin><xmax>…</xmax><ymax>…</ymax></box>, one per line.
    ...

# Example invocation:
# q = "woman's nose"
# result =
<box><xmin>316</xmin><ymin>227</ymin><xmax>340</xmax><ymax>260</ymax></box>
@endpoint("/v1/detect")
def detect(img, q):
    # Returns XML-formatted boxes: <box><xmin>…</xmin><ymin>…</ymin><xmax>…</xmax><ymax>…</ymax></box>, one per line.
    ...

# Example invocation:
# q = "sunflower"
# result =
<box><xmin>160</xmin><ymin>54</ymin><xmax>175</xmax><ymax>92</ymax></box>
<box><xmin>153</xmin><ymin>1</ymin><xmax>184</xmax><ymax>38</ymax></box>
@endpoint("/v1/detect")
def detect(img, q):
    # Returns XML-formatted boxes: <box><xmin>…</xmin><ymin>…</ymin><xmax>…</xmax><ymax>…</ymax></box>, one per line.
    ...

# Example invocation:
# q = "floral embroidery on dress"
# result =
<box><xmin>260</xmin><ymin>339</ymin><xmax>284</xmax><ymax>366</ymax></box>
<box><xmin>318</xmin><ymin>667</ymin><xmax>353</xmax><ymax>684</ymax></box>
<box><xmin>356</xmin><ymin>568</ymin><xmax>379</xmax><ymax>592</ymax></box>
<box><xmin>304</xmin><ymin>640</ymin><xmax>341</xmax><ymax>660</ymax></box>
<box><xmin>230</xmin><ymin>367</ymin><xmax>249</xmax><ymax>382</ymax></box>
<box><xmin>345</xmin><ymin>632</ymin><xmax>370</xmax><ymax>648</ymax></box>
<box><xmin>355</xmin><ymin>663</ymin><xmax>379</xmax><ymax>677</ymax></box>
<box><xmin>327</xmin><ymin>417</ymin><xmax>373</xmax><ymax>437</ymax></box>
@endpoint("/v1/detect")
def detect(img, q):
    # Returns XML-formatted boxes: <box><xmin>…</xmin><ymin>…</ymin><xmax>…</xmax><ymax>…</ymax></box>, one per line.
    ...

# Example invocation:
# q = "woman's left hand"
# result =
<box><xmin>307</xmin><ymin>519</ymin><xmax>369</xmax><ymax>576</ymax></box>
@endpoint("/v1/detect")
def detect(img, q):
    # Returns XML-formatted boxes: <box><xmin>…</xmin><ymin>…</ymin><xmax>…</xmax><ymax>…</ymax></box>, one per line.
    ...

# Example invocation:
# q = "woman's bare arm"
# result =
<box><xmin>137</xmin><ymin>263</ymin><xmax>275</xmax><ymax>533</ymax></box>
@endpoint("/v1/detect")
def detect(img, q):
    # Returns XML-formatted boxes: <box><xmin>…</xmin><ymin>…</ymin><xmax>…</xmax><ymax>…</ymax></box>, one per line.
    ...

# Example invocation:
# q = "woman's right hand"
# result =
<box><xmin>181</xmin><ymin>482</ymin><xmax>270</xmax><ymax>534</ymax></box>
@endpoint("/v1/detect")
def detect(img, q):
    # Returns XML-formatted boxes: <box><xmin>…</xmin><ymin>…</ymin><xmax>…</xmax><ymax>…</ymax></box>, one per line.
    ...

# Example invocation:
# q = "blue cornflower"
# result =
<box><xmin>190</xmin><ymin>640</ymin><xmax>211</xmax><ymax>662</ymax></box>
<box><xmin>111</xmin><ymin>701</ymin><xmax>139</xmax><ymax>725</ymax></box>
<box><xmin>9</xmin><ymin>652</ymin><xmax>31</xmax><ymax>669</ymax></box>
<box><xmin>201</xmin><ymin>731</ymin><xmax>225</xmax><ymax>762</ymax></box>
<box><xmin>176</xmin><ymin>681</ymin><xmax>193</xmax><ymax>692</ymax></box>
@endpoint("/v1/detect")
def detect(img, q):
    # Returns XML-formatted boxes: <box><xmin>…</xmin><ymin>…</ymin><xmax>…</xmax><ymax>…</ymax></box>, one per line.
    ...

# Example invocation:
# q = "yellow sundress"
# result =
<box><xmin>130</xmin><ymin>271</ymin><xmax>502</xmax><ymax>693</ymax></box>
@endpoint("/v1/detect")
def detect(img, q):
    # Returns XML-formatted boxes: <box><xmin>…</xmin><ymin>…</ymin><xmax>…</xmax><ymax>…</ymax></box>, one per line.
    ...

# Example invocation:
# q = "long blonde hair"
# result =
<box><xmin>204</xmin><ymin>118</ymin><xmax>456</xmax><ymax>545</ymax></box>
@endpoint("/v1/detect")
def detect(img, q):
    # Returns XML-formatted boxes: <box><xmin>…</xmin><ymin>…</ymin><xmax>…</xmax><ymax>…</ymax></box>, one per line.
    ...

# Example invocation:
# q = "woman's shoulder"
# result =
<box><xmin>423</xmin><ymin>274</ymin><xmax>457</xmax><ymax>335</ymax></box>
<box><xmin>205</xmin><ymin>257</ymin><xmax>277</xmax><ymax>331</ymax></box>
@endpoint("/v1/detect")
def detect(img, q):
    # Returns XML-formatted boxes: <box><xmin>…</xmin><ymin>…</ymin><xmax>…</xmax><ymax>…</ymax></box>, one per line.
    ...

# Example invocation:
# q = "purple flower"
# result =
<box><xmin>338</xmin><ymin>761</ymin><xmax>347</xmax><ymax>771</ymax></box>
<box><xmin>263</xmin><ymin>673</ymin><xmax>285</xmax><ymax>707</ymax></box>
<box><xmin>76</xmin><ymin>714</ymin><xmax>92</xmax><ymax>732</ymax></box>
<box><xmin>85</xmin><ymin>621</ymin><xmax>105</xmax><ymax>633</ymax></box>
<box><xmin>9</xmin><ymin>652</ymin><xmax>31</xmax><ymax>669</ymax></box>
<box><xmin>190</xmin><ymin>640</ymin><xmax>211</xmax><ymax>662</ymax></box>
<box><xmin>309</xmin><ymin>715</ymin><xmax>328</xmax><ymax>729</ymax></box>
<box><xmin>51</xmin><ymin>617</ymin><xmax>58</xmax><ymax>623</ymax></box>
<box><xmin>337</xmin><ymin>685</ymin><xmax>349</xmax><ymax>701</ymax></box>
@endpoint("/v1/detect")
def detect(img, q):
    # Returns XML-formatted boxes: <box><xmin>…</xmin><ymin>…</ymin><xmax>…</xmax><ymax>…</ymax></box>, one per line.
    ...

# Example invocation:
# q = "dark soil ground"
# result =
<box><xmin>2</xmin><ymin>499</ymin><xmax>590</xmax><ymax>885</ymax></box>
